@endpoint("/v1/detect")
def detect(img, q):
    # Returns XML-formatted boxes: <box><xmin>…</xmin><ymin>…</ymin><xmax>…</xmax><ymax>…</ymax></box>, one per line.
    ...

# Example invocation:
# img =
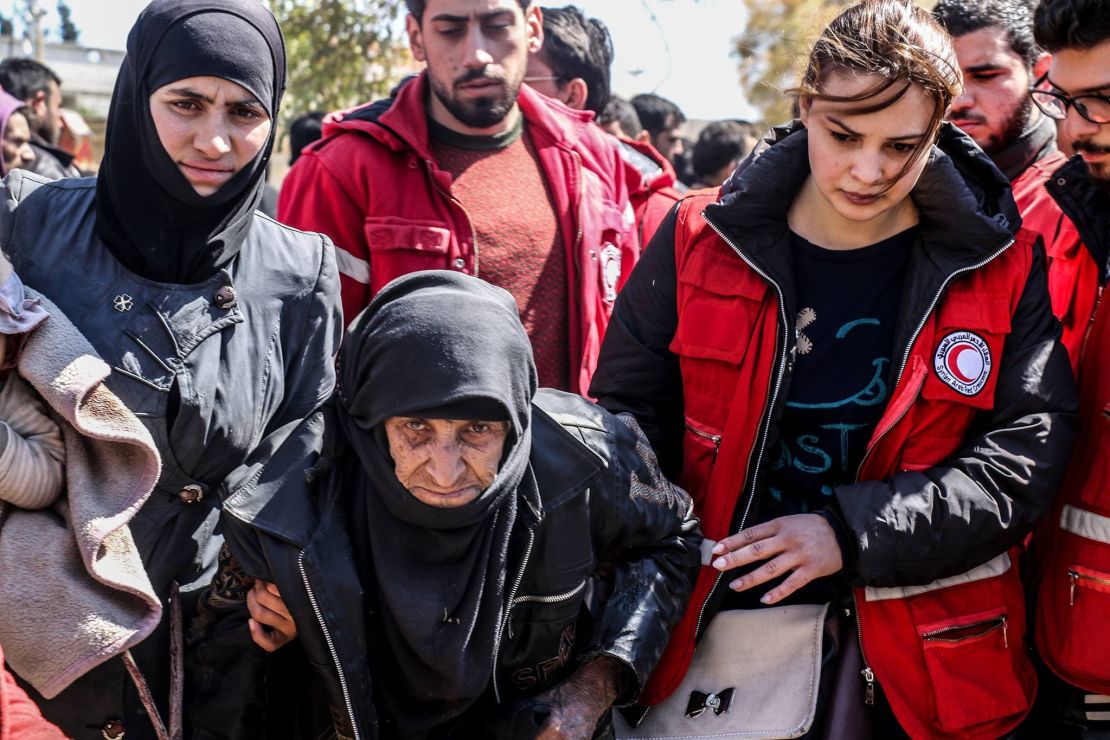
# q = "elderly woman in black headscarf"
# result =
<box><xmin>221</xmin><ymin>271</ymin><xmax>701</xmax><ymax>739</ymax></box>
<box><xmin>0</xmin><ymin>0</ymin><xmax>341</xmax><ymax>737</ymax></box>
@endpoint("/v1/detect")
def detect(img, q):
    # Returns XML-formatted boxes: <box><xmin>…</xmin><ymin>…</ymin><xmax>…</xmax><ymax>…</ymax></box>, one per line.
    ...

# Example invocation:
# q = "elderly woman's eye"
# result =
<box><xmin>403</xmin><ymin>419</ymin><xmax>428</xmax><ymax>432</ymax></box>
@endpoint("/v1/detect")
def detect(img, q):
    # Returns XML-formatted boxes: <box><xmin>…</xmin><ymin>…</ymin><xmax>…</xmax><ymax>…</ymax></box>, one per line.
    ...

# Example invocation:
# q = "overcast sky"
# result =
<box><xmin>31</xmin><ymin>0</ymin><xmax>755</xmax><ymax>121</ymax></box>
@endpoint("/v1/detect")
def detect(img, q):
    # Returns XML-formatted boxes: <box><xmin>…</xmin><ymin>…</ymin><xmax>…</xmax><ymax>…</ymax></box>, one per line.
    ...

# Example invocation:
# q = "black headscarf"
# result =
<box><xmin>338</xmin><ymin>271</ymin><xmax>538</xmax><ymax>736</ymax></box>
<box><xmin>95</xmin><ymin>0</ymin><xmax>286</xmax><ymax>284</ymax></box>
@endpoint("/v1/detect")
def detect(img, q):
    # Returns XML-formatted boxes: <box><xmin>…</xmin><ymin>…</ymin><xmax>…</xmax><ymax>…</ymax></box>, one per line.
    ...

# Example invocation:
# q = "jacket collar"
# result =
<box><xmin>708</xmin><ymin>120</ymin><xmax>1018</xmax><ymax>287</ymax></box>
<box><xmin>991</xmin><ymin>113</ymin><xmax>1058</xmax><ymax>182</ymax></box>
<box><xmin>324</xmin><ymin>72</ymin><xmax>593</xmax><ymax>162</ymax></box>
<box><xmin>1047</xmin><ymin>155</ymin><xmax>1110</xmax><ymax>283</ymax></box>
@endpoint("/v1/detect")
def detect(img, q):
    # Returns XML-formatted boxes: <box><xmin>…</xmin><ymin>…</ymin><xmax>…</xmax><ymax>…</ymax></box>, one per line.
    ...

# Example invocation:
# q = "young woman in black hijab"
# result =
<box><xmin>0</xmin><ymin>1</ymin><xmax>342</xmax><ymax>737</ymax></box>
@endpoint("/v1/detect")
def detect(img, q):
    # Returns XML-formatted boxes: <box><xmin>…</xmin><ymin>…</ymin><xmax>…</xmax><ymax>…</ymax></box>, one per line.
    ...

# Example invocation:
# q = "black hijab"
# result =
<box><xmin>338</xmin><ymin>271</ymin><xmax>538</xmax><ymax>737</ymax></box>
<box><xmin>95</xmin><ymin>0</ymin><xmax>286</xmax><ymax>284</ymax></box>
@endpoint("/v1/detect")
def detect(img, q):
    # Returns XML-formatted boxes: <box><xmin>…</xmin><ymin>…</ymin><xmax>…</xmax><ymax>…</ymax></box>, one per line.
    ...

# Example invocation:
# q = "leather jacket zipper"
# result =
<box><xmin>512</xmin><ymin>579</ymin><xmax>587</xmax><ymax>606</ymax></box>
<box><xmin>1068</xmin><ymin>569</ymin><xmax>1110</xmax><ymax>605</ymax></box>
<box><xmin>299</xmin><ymin>550</ymin><xmax>360</xmax><ymax>740</ymax></box>
<box><xmin>493</xmin><ymin>526</ymin><xmax>536</xmax><ymax>704</ymax></box>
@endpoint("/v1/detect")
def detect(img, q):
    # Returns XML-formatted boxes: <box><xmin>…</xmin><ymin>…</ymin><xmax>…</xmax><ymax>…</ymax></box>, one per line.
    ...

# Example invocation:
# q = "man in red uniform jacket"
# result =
<box><xmin>935</xmin><ymin>0</ymin><xmax>1101</xmax><ymax>371</ymax></box>
<box><xmin>1025</xmin><ymin>0</ymin><xmax>1110</xmax><ymax>734</ymax></box>
<box><xmin>278</xmin><ymin>0</ymin><xmax>637</xmax><ymax>395</ymax></box>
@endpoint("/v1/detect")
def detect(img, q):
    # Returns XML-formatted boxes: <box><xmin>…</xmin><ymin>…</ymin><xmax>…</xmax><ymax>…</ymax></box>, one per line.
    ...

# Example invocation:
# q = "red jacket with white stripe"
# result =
<box><xmin>591</xmin><ymin>122</ymin><xmax>1079</xmax><ymax>739</ymax></box>
<box><xmin>1033</xmin><ymin>156</ymin><xmax>1110</xmax><ymax>696</ymax></box>
<box><xmin>277</xmin><ymin>74</ymin><xmax>638</xmax><ymax>396</ymax></box>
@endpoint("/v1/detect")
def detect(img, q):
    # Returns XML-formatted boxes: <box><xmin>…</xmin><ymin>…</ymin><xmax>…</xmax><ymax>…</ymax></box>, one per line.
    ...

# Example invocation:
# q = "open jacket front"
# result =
<box><xmin>590</xmin><ymin>121</ymin><xmax>1080</xmax><ymax>739</ymax></box>
<box><xmin>219</xmin><ymin>389</ymin><xmax>701</xmax><ymax>740</ymax></box>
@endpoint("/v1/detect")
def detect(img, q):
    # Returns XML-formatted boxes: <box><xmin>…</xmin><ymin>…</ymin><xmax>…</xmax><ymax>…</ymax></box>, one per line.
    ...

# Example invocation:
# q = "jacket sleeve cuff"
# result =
<box><xmin>816</xmin><ymin>505</ymin><xmax>858</xmax><ymax>575</ymax></box>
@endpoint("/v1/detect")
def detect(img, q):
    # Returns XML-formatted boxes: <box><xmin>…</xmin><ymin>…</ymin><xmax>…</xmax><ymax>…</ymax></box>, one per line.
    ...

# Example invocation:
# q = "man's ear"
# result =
<box><xmin>30</xmin><ymin>89</ymin><xmax>47</xmax><ymax>119</ymax></box>
<box><xmin>564</xmin><ymin>78</ymin><xmax>589</xmax><ymax>112</ymax></box>
<box><xmin>1033</xmin><ymin>52</ymin><xmax>1052</xmax><ymax>84</ymax></box>
<box><xmin>406</xmin><ymin>13</ymin><xmax>426</xmax><ymax>63</ymax></box>
<box><xmin>636</xmin><ymin>129</ymin><xmax>651</xmax><ymax>144</ymax></box>
<box><xmin>526</xmin><ymin>6</ymin><xmax>544</xmax><ymax>53</ymax></box>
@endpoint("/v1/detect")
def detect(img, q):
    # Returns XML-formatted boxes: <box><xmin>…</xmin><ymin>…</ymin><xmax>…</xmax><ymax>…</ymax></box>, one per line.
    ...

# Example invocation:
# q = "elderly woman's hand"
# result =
<box><xmin>247</xmin><ymin>580</ymin><xmax>296</xmax><ymax>652</ymax></box>
<box><xmin>710</xmin><ymin>514</ymin><xmax>844</xmax><ymax>605</ymax></box>
<box><xmin>535</xmin><ymin>656</ymin><xmax>623</xmax><ymax>740</ymax></box>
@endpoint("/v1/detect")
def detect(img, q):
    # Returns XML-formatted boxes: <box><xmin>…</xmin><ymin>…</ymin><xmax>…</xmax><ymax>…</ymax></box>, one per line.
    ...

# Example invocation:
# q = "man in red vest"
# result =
<box><xmin>1025</xmin><ymin>0</ymin><xmax>1110</xmax><ymax>735</ymax></box>
<box><xmin>278</xmin><ymin>0</ymin><xmax>637</xmax><ymax>396</ymax></box>
<box><xmin>935</xmin><ymin>0</ymin><xmax>1099</xmax><ymax>371</ymax></box>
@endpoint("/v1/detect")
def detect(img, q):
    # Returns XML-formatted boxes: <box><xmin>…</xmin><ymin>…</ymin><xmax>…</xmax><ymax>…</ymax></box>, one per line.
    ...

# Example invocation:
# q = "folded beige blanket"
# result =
<box><xmin>0</xmin><ymin>288</ymin><xmax>162</xmax><ymax>699</ymax></box>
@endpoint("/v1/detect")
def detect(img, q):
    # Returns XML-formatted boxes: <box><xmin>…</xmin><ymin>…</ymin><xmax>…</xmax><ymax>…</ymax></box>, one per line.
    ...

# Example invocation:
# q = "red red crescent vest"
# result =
<box><xmin>1036</xmin><ymin>287</ymin><xmax>1110</xmax><ymax>696</ymax></box>
<box><xmin>643</xmin><ymin>193</ymin><xmax>1039</xmax><ymax>740</ymax></box>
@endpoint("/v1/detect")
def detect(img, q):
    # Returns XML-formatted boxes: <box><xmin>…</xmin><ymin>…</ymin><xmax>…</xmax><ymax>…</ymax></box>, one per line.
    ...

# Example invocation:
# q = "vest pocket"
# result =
<box><xmin>917</xmin><ymin>607</ymin><xmax>1029</xmax><ymax>734</ymax></box>
<box><xmin>681</xmin><ymin>416</ymin><xmax>722</xmax><ymax>508</ymax></box>
<box><xmin>1037</xmin><ymin>504</ymin><xmax>1110</xmax><ymax>692</ymax></box>
<box><xmin>920</xmin><ymin>291</ymin><xmax>1012</xmax><ymax>410</ymax></box>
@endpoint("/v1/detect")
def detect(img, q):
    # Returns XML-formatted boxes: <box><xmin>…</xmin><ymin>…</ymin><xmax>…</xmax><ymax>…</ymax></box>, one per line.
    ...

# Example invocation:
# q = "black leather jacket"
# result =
<box><xmin>220</xmin><ymin>389</ymin><xmax>702</xmax><ymax>740</ymax></box>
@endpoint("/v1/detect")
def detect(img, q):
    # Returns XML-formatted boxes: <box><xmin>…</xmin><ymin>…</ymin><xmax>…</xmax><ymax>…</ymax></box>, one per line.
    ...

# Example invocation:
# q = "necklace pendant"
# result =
<box><xmin>113</xmin><ymin>294</ymin><xmax>134</xmax><ymax>312</ymax></box>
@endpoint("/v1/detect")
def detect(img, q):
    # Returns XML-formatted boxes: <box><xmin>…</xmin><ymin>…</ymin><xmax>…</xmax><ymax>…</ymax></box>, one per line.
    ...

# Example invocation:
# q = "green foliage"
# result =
<box><xmin>269</xmin><ymin>0</ymin><xmax>409</xmax><ymax>132</ymax></box>
<box><xmin>735</xmin><ymin>0</ymin><xmax>850</xmax><ymax>126</ymax></box>
<box><xmin>57</xmin><ymin>0</ymin><xmax>79</xmax><ymax>43</ymax></box>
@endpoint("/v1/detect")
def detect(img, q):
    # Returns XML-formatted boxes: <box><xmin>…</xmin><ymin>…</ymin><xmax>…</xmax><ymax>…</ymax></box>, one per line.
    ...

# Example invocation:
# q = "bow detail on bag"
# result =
<box><xmin>685</xmin><ymin>688</ymin><xmax>736</xmax><ymax>718</ymax></box>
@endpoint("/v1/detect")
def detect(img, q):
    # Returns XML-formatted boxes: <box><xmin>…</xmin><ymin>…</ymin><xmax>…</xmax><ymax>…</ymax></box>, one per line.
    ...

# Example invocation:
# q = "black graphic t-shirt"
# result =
<box><xmin>762</xmin><ymin>228</ymin><xmax>915</xmax><ymax>525</ymax></box>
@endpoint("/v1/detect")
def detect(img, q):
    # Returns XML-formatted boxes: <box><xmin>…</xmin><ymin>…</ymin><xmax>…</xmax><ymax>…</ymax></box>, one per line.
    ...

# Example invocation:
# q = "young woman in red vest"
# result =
<box><xmin>591</xmin><ymin>1</ymin><xmax>1079</xmax><ymax>737</ymax></box>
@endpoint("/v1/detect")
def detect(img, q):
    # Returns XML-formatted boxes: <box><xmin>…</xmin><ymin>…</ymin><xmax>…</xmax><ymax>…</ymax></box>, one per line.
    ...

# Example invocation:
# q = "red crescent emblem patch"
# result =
<box><xmin>934</xmin><ymin>331</ymin><xmax>992</xmax><ymax>396</ymax></box>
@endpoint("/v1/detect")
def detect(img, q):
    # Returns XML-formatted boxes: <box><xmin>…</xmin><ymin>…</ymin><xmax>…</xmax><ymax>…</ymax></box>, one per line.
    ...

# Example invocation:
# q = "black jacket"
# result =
<box><xmin>1046</xmin><ymin>154</ymin><xmax>1110</xmax><ymax>283</ymax></box>
<box><xmin>220</xmin><ymin>389</ymin><xmax>702</xmax><ymax>740</ymax></box>
<box><xmin>590</xmin><ymin>121</ymin><xmax>1079</xmax><ymax>588</ymax></box>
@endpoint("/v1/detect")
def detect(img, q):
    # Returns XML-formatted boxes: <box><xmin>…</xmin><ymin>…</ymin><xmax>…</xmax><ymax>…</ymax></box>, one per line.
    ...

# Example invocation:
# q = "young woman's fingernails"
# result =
<box><xmin>712</xmin><ymin>543</ymin><xmax>725</xmax><ymax>554</ymax></box>
<box><xmin>712</xmin><ymin>558</ymin><xmax>726</xmax><ymax>570</ymax></box>
<box><xmin>760</xmin><ymin>594</ymin><xmax>772</xmax><ymax>604</ymax></box>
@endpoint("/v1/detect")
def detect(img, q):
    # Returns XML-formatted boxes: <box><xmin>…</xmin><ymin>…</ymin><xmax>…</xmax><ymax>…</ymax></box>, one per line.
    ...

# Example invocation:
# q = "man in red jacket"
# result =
<box><xmin>1025</xmin><ymin>1</ymin><xmax>1110</xmax><ymax>735</ymax></box>
<box><xmin>524</xmin><ymin>5</ymin><xmax>682</xmax><ymax>245</ymax></box>
<box><xmin>935</xmin><ymin>0</ymin><xmax>1098</xmax><ymax>371</ymax></box>
<box><xmin>278</xmin><ymin>0</ymin><xmax>637</xmax><ymax>395</ymax></box>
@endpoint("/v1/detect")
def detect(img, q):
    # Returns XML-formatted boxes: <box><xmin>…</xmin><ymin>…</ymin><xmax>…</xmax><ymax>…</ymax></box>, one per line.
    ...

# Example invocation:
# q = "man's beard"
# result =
<box><xmin>431</xmin><ymin>69</ymin><xmax>521</xmax><ymax>130</ymax></box>
<box><xmin>1073</xmin><ymin>138</ymin><xmax>1110</xmax><ymax>189</ymax></box>
<box><xmin>951</xmin><ymin>97</ymin><xmax>1037</xmax><ymax>156</ymax></box>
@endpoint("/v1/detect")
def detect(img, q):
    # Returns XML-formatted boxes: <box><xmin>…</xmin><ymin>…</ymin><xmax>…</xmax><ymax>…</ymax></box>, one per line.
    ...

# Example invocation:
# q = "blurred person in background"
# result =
<box><xmin>288</xmin><ymin>110</ymin><xmax>324</xmax><ymax>166</ymax></box>
<box><xmin>689</xmin><ymin>120</ymin><xmax>751</xmax><ymax>189</ymax></box>
<box><xmin>598</xmin><ymin>94</ymin><xmax>641</xmax><ymax>139</ymax></box>
<box><xmin>631</xmin><ymin>93</ymin><xmax>686</xmax><ymax>168</ymax></box>
<box><xmin>0</xmin><ymin>58</ymin><xmax>79</xmax><ymax>179</ymax></box>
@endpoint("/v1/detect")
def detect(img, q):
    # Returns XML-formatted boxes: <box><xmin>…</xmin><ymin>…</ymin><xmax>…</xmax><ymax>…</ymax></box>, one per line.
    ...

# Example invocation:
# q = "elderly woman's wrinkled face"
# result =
<box><xmin>2</xmin><ymin>111</ymin><xmax>34</xmax><ymax>173</ymax></box>
<box><xmin>149</xmin><ymin>75</ymin><xmax>271</xmax><ymax>197</ymax></box>
<box><xmin>385</xmin><ymin>417</ymin><xmax>509</xmax><ymax>508</ymax></box>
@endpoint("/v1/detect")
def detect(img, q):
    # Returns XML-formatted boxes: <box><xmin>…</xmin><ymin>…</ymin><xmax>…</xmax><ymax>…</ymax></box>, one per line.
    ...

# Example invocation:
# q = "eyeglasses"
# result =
<box><xmin>1030</xmin><ymin>74</ymin><xmax>1110</xmax><ymax>125</ymax></box>
<box><xmin>523</xmin><ymin>76</ymin><xmax>562</xmax><ymax>83</ymax></box>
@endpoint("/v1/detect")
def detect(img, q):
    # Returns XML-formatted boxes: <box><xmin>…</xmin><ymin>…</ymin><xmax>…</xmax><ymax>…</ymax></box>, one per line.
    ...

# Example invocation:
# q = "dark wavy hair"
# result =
<box><xmin>933</xmin><ymin>0</ymin><xmax>1041</xmax><ymax>69</ymax></box>
<box><xmin>1033</xmin><ymin>0</ymin><xmax>1110</xmax><ymax>52</ymax></box>
<box><xmin>538</xmin><ymin>6</ymin><xmax>613</xmax><ymax>117</ymax></box>
<box><xmin>406</xmin><ymin>0</ymin><xmax>530</xmax><ymax>22</ymax></box>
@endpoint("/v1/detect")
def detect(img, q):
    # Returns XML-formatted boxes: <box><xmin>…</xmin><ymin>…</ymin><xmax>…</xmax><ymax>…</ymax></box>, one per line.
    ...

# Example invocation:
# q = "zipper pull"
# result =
<box><xmin>861</xmin><ymin>667</ymin><xmax>876</xmax><ymax>705</ymax></box>
<box><xmin>1069</xmin><ymin>570</ymin><xmax>1079</xmax><ymax>606</ymax></box>
<box><xmin>1002</xmin><ymin>616</ymin><xmax>1009</xmax><ymax>649</ymax></box>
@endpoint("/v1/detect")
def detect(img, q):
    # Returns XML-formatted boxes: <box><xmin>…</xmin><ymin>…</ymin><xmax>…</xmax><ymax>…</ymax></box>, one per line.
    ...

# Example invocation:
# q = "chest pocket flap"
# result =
<box><xmin>670</xmin><ymin>247</ymin><xmax>770</xmax><ymax>365</ymax></box>
<box><xmin>921</xmin><ymin>290</ymin><xmax>1013</xmax><ymax>410</ymax></box>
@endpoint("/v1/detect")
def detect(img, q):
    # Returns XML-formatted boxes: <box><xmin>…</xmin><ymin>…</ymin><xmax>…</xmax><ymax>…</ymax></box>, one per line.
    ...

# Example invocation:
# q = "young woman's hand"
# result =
<box><xmin>247</xmin><ymin>580</ymin><xmax>297</xmax><ymax>652</ymax></box>
<box><xmin>710</xmin><ymin>514</ymin><xmax>843</xmax><ymax>604</ymax></box>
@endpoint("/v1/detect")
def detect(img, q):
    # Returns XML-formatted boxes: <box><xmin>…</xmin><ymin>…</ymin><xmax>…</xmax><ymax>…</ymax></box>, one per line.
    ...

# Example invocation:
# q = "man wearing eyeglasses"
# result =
<box><xmin>1024</xmin><ymin>1</ymin><xmax>1110</xmax><ymax>737</ymax></box>
<box><xmin>935</xmin><ymin>0</ymin><xmax>1095</xmax><ymax>371</ymax></box>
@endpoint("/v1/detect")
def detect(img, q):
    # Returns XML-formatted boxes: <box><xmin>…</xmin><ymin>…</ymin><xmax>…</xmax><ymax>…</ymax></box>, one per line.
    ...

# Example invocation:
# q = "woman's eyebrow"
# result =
<box><xmin>164</xmin><ymin>87</ymin><xmax>262</xmax><ymax>108</ymax></box>
<box><xmin>826</xmin><ymin>115</ymin><xmax>924</xmax><ymax>141</ymax></box>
